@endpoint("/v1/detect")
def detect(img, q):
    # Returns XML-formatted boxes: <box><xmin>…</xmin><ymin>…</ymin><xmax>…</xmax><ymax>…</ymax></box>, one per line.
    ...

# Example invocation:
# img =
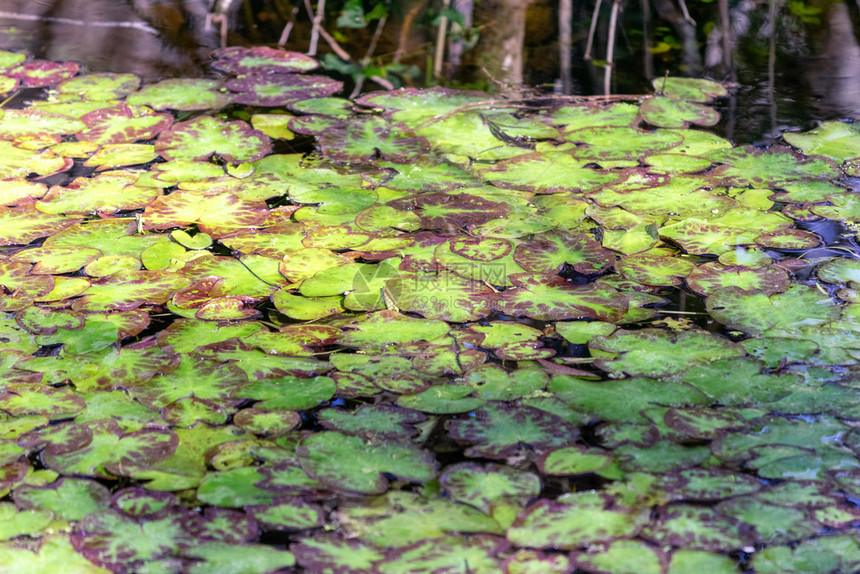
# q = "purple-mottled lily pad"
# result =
<box><xmin>440</xmin><ymin>462</ymin><xmax>541</xmax><ymax>512</ymax></box>
<box><xmin>212</xmin><ymin>46</ymin><xmax>319</xmax><ymax>75</ymax></box>
<box><xmin>248</xmin><ymin>499</ymin><xmax>325</xmax><ymax>530</ymax></box>
<box><xmin>37</xmin><ymin>172</ymin><xmax>159</xmax><ymax>215</ymax></box>
<box><xmin>71</xmin><ymin>510</ymin><xmax>195</xmax><ymax>571</ymax></box>
<box><xmin>377</xmin><ymin>535</ymin><xmax>508</xmax><ymax>574</ymax></box>
<box><xmin>291</xmin><ymin>534</ymin><xmax>384</xmax><ymax>574</ymax></box>
<box><xmin>71</xmin><ymin>270</ymin><xmax>191</xmax><ymax>312</ymax></box>
<box><xmin>384</xmin><ymin>270</ymin><xmax>495</xmax><ymax>321</ymax></box>
<box><xmin>143</xmin><ymin>191</ymin><xmax>269</xmax><ymax>235</ymax></box>
<box><xmin>495</xmin><ymin>273</ymin><xmax>630</xmax><ymax>321</ymax></box>
<box><xmin>0</xmin><ymin>109</ymin><xmax>84</xmax><ymax>138</ymax></box>
<box><xmin>42</xmin><ymin>419</ymin><xmax>176</xmax><ymax>479</ymax></box>
<box><xmin>507</xmin><ymin>491</ymin><xmax>648</xmax><ymax>549</ymax></box>
<box><xmin>9</xmin><ymin>60</ymin><xmax>78</xmax><ymax>87</ymax></box>
<box><xmin>640</xmin><ymin>505</ymin><xmax>752</xmax><ymax>552</ymax></box>
<box><xmin>514</xmin><ymin>231</ymin><xmax>614</xmax><ymax>274</ymax></box>
<box><xmin>77</xmin><ymin>104</ymin><xmax>172</xmax><ymax>144</ymax></box>
<box><xmin>127</xmin><ymin>358</ymin><xmax>247</xmax><ymax>408</ymax></box>
<box><xmin>226</xmin><ymin>73</ymin><xmax>342</xmax><ymax>106</ymax></box>
<box><xmin>615</xmin><ymin>252</ymin><xmax>695</xmax><ymax>286</ymax></box>
<box><xmin>156</xmin><ymin>116</ymin><xmax>271</xmax><ymax>163</ymax></box>
<box><xmin>0</xmin><ymin>178</ymin><xmax>47</xmax><ymax>206</ymax></box>
<box><xmin>313</xmin><ymin>116</ymin><xmax>430</xmax><ymax>163</ymax></box>
<box><xmin>317</xmin><ymin>404</ymin><xmax>425</xmax><ymax>439</ymax></box>
<box><xmin>448</xmin><ymin>403</ymin><xmax>578</xmax><ymax>459</ymax></box>
<box><xmin>297</xmin><ymin>431</ymin><xmax>437</xmax><ymax>494</ymax></box>
<box><xmin>0</xmin><ymin>141</ymin><xmax>73</xmax><ymax>179</ymax></box>
<box><xmin>709</xmin><ymin>145</ymin><xmax>839</xmax><ymax>186</ymax></box>
<box><xmin>686</xmin><ymin>262</ymin><xmax>790</xmax><ymax>295</ymax></box>
<box><xmin>389</xmin><ymin>191</ymin><xmax>509</xmax><ymax>229</ymax></box>
<box><xmin>339</xmin><ymin>491</ymin><xmax>503</xmax><ymax>547</ymax></box>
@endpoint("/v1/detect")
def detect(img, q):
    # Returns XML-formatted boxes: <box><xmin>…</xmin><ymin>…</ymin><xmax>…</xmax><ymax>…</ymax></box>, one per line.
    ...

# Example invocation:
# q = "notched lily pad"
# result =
<box><xmin>297</xmin><ymin>431</ymin><xmax>437</xmax><ymax>494</ymax></box>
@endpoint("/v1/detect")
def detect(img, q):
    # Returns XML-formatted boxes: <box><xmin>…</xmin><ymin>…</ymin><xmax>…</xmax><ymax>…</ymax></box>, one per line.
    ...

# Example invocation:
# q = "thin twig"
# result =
<box><xmin>584</xmin><ymin>0</ymin><xmax>604</xmax><ymax>60</ymax></box>
<box><xmin>719</xmin><ymin>0</ymin><xmax>734</xmax><ymax>79</ymax></box>
<box><xmin>677</xmin><ymin>0</ymin><xmax>696</xmax><ymax>25</ymax></box>
<box><xmin>434</xmin><ymin>0</ymin><xmax>451</xmax><ymax>80</ymax></box>
<box><xmin>306</xmin><ymin>0</ymin><xmax>326</xmax><ymax>56</ymax></box>
<box><xmin>350</xmin><ymin>15</ymin><xmax>389</xmax><ymax>97</ymax></box>
<box><xmin>277</xmin><ymin>3</ymin><xmax>301</xmax><ymax>46</ymax></box>
<box><xmin>559</xmin><ymin>0</ymin><xmax>573</xmax><ymax>93</ymax></box>
<box><xmin>395</xmin><ymin>0</ymin><xmax>428</xmax><ymax>64</ymax></box>
<box><xmin>604</xmin><ymin>0</ymin><xmax>622</xmax><ymax>95</ymax></box>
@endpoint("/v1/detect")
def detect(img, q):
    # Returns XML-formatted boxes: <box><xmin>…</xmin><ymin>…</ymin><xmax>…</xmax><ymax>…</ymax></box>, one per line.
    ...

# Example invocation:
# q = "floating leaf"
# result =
<box><xmin>783</xmin><ymin>121</ymin><xmax>860</xmax><ymax>162</ymax></box>
<box><xmin>653</xmin><ymin>77</ymin><xmax>728</xmax><ymax>102</ymax></box>
<box><xmin>507</xmin><ymin>492</ymin><xmax>647</xmax><ymax>549</ymax></box>
<box><xmin>127</xmin><ymin>78</ymin><xmax>231</xmax><ymax>111</ymax></box>
<box><xmin>297</xmin><ymin>432</ymin><xmax>437</xmax><ymax>494</ymax></box>
<box><xmin>212</xmin><ymin>46</ymin><xmax>319</xmax><ymax>75</ymax></box>
<box><xmin>640</xmin><ymin>97</ymin><xmax>720</xmax><ymax>128</ymax></box>
<box><xmin>448</xmin><ymin>403</ymin><xmax>578</xmax><ymax>459</ymax></box>
<box><xmin>156</xmin><ymin>116</ymin><xmax>272</xmax><ymax>163</ymax></box>
<box><xmin>226</xmin><ymin>73</ymin><xmax>342</xmax><ymax>106</ymax></box>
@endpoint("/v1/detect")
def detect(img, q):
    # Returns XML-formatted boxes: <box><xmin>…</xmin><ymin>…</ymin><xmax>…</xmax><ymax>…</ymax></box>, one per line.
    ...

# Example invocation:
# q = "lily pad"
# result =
<box><xmin>297</xmin><ymin>432</ymin><xmax>436</xmax><ymax>494</ymax></box>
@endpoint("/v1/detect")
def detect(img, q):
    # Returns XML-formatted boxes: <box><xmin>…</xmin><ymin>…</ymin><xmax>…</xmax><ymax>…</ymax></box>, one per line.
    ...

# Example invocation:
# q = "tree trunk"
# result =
<box><xmin>472</xmin><ymin>0</ymin><xmax>533</xmax><ymax>87</ymax></box>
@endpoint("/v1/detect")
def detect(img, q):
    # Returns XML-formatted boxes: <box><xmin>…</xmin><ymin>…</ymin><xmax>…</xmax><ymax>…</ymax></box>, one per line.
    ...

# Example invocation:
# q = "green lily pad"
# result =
<box><xmin>575</xmin><ymin>540</ymin><xmax>666</xmax><ymax>574</ymax></box>
<box><xmin>507</xmin><ymin>491</ymin><xmax>647</xmax><ymax>549</ymax></box>
<box><xmin>686</xmin><ymin>262</ymin><xmax>791</xmax><ymax>295</ymax></box>
<box><xmin>291</xmin><ymin>534</ymin><xmax>383</xmax><ymax>574</ymax></box>
<box><xmin>653</xmin><ymin>77</ymin><xmax>728</xmax><ymax>102</ymax></box>
<box><xmin>590</xmin><ymin>328</ymin><xmax>745</xmax><ymax>377</ymax></box>
<box><xmin>297</xmin><ymin>432</ymin><xmax>436</xmax><ymax>494</ymax></box>
<box><xmin>377</xmin><ymin>535</ymin><xmax>507</xmax><ymax>574</ymax></box>
<box><xmin>448</xmin><ymin>403</ymin><xmax>577</xmax><ymax>459</ymax></box>
<box><xmin>783</xmin><ymin>121</ymin><xmax>860</xmax><ymax>162</ymax></box>
<box><xmin>155</xmin><ymin>116</ymin><xmax>271</xmax><ymax>163</ymax></box>
<box><xmin>566</xmin><ymin>126</ymin><xmax>683</xmax><ymax>161</ymax></box>
<box><xmin>709</xmin><ymin>146</ymin><xmax>839</xmax><ymax>187</ymax></box>
<box><xmin>707</xmin><ymin>284</ymin><xmax>840</xmax><ymax>336</ymax></box>
<box><xmin>127</xmin><ymin>78</ymin><xmax>231</xmax><ymax>111</ymax></box>
<box><xmin>640</xmin><ymin>97</ymin><xmax>720</xmax><ymax>128</ymax></box>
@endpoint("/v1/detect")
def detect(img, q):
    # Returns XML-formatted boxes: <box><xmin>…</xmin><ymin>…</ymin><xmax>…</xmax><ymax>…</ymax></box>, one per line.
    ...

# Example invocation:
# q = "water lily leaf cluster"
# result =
<box><xmin>1</xmin><ymin>47</ymin><xmax>860</xmax><ymax>571</ymax></box>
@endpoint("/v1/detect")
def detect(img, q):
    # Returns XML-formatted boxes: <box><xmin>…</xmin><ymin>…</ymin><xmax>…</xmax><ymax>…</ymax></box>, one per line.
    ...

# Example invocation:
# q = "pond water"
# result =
<box><xmin>2</xmin><ymin>3</ymin><xmax>860</xmax><ymax>574</ymax></box>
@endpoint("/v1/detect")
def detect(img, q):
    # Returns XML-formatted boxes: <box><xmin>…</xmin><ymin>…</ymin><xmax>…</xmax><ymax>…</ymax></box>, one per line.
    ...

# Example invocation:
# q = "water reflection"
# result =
<box><xmin>0</xmin><ymin>0</ymin><xmax>217</xmax><ymax>81</ymax></box>
<box><xmin>0</xmin><ymin>0</ymin><xmax>858</xmax><ymax>141</ymax></box>
<box><xmin>803</xmin><ymin>2</ymin><xmax>860</xmax><ymax>118</ymax></box>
